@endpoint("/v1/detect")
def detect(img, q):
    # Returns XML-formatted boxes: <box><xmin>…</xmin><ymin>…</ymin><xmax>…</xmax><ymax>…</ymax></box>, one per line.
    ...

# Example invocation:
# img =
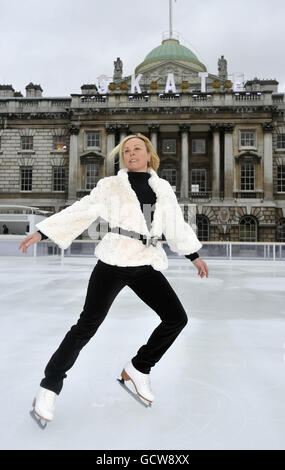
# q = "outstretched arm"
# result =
<box><xmin>35</xmin><ymin>178</ymin><xmax>106</xmax><ymax>250</ymax></box>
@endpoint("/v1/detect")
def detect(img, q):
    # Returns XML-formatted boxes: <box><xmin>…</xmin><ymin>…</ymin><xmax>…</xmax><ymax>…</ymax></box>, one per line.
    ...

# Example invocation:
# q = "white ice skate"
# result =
<box><xmin>30</xmin><ymin>386</ymin><xmax>57</xmax><ymax>429</ymax></box>
<box><xmin>117</xmin><ymin>361</ymin><xmax>155</xmax><ymax>408</ymax></box>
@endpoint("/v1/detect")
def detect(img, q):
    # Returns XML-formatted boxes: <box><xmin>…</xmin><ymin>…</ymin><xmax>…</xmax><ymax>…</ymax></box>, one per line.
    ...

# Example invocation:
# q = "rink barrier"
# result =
<box><xmin>2</xmin><ymin>238</ymin><xmax>285</xmax><ymax>262</ymax></box>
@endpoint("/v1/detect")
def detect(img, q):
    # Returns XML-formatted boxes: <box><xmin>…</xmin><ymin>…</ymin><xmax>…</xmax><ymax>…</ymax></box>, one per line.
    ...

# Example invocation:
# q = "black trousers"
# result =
<box><xmin>40</xmin><ymin>259</ymin><xmax>188</xmax><ymax>395</ymax></box>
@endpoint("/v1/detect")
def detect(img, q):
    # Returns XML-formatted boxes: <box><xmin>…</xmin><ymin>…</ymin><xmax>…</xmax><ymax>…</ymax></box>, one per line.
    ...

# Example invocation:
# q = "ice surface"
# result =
<box><xmin>0</xmin><ymin>256</ymin><xmax>285</xmax><ymax>450</ymax></box>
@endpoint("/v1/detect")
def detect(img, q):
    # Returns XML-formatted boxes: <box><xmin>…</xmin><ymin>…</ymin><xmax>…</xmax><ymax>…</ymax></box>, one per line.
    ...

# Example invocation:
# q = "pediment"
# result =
<box><xmin>142</xmin><ymin>60</ymin><xmax>200</xmax><ymax>78</ymax></box>
<box><xmin>126</xmin><ymin>60</ymin><xmax>200</xmax><ymax>84</ymax></box>
<box><xmin>235</xmin><ymin>151</ymin><xmax>262</xmax><ymax>162</ymax></box>
<box><xmin>80</xmin><ymin>151</ymin><xmax>105</xmax><ymax>163</ymax></box>
<box><xmin>126</xmin><ymin>60</ymin><xmax>220</xmax><ymax>86</ymax></box>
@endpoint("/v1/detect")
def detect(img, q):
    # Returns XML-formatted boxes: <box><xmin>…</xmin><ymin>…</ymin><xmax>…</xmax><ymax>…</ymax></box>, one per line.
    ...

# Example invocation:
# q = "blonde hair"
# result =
<box><xmin>108</xmin><ymin>133</ymin><xmax>160</xmax><ymax>172</ymax></box>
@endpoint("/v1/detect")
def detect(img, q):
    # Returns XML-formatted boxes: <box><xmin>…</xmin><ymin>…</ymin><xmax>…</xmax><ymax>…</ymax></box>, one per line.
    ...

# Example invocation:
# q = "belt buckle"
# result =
<box><xmin>152</xmin><ymin>236</ymin><xmax>159</xmax><ymax>247</ymax></box>
<box><xmin>146</xmin><ymin>236</ymin><xmax>158</xmax><ymax>247</ymax></box>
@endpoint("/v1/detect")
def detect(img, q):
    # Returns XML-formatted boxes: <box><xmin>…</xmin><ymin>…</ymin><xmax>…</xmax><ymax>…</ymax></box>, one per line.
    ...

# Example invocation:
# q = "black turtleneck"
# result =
<box><xmin>37</xmin><ymin>171</ymin><xmax>199</xmax><ymax>262</ymax></box>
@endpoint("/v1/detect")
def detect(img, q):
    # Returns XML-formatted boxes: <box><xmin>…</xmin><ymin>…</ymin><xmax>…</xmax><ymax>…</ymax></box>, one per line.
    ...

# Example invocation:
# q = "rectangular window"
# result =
<box><xmin>53</xmin><ymin>167</ymin><xmax>66</xmax><ymax>191</ymax></box>
<box><xmin>21</xmin><ymin>136</ymin><xmax>33</xmax><ymax>150</ymax></box>
<box><xmin>20</xmin><ymin>167</ymin><xmax>32</xmax><ymax>191</ymax></box>
<box><xmin>86</xmin><ymin>163</ymin><xmax>100</xmax><ymax>190</ymax></box>
<box><xmin>277</xmin><ymin>165</ymin><xmax>285</xmax><ymax>192</ymax></box>
<box><xmin>277</xmin><ymin>134</ymin><xmax>285</xmax><ymax>149</ymax></box>
<box><xmin>191</xmin><ymin>169</ymin><xmax>206</xmax><ymax>192</ymax></box>
<box><xmin>161</xmin><ymin>168</ymin><xmax>177</xmax><ymax>189</ymax></box>
<box><xmin>240</xmin><ymin>131</ymin><xmax>255</xmax><ymax>148</ymax></box>
<box><xmin>241</xmin><ymin>163</ymin><xmax>255</xmax><ymax>190</ymax></box>
<box><xmin>192</xmin><ymin>139</ymin><xmax>206</xmax><ymax>154</ymax></box>
<box><xmin>86</xmin><ymin>131</ymin><xmax>100</xmax><ymax>148</ymax></box>
<box><xmin>162</xmin><ymin>139</ymin><xmax>176</xmax><ymax>154</ymax></box>
<box><xmin>53</xmin><ymin>135</ymin><xmax>67</xmax><ymax>151</ymax></box>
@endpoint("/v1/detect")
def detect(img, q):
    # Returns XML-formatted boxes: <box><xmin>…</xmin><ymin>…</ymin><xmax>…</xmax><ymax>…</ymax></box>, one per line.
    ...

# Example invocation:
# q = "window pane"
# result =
<box><xmin>277</xmin><ymin>165</ymin><xmax>285</xmax><ymax>192</ymax></box>
<box><xmin>86</xmin><ymin>163</ymin><xmax>100</xmax><ymax>190</ymax></box>
<box><xmin>53</xmin><ymin>166</ymin><xmax>66</xmax><ymax>191</ymax></box>
<box><xmin>276</xmin><ymin>218</ymin><xmax>285</xmax><ymax>242</ymax></box>
<box><xmin>86</xmin><ymin>132</ymin><xmax>100</xmax><ymax>147</ymax></box>
<box><xmin>53</xmin><ymin>135</ymin><xmax>67</xmax><ymax>151</ymax></box>
<box><xmin>191</xmin><ymin>169</ymin><xmax>206</xmax><ymax>191</ymax></box>
<box><xmin>161</xmin><ymin>168</ymin><xmax>177</xmax><ymax>189</ymax></box>
<box><xmin>239</xmin><ymin>216</ymin><xmax>257</xmax><ymax>241</ymax></box>
<box><xmin>20</xmin><ymin>167</ymin><xmax>32</xmax><ymax>190</ymax></box>
<box><xmin>241</xmin><ymin>163</ymin><xmax>254</xmax><ymax>190</ymax></box>
<box><xmin>197</xmin><ymin>215</ymin><xmax>209</xmax><ymax>241</ymax></box>
<box><xmin>240</xmin><ymin>131</ymin><xmax>255</xmax><ymax>147</ymax></box>
<box><xmin>21</xmin><ymin>136</ymin><xmax>33</xmax><ymax>150</ymax></box>
<box><xmin>192</xmin><ymin>139</ymin><xmax>206</xmax><ymax>154</ymax></box>
<box><xmin>277</xmin><ymin>134</ymin><xmax>285</xmax><ymax>149</ymax></box>
<box><xmin>162</xmin><ymin>139</ymin><xmax>176</xmax><ymax>154</ymax></box>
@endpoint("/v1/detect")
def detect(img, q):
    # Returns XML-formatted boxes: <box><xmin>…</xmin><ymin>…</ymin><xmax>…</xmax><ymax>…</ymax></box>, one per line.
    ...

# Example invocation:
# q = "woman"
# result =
<box><xmin>19</xmin><ymin>133</ymin><xmax>209</xmax><ymax>427</ymax></box>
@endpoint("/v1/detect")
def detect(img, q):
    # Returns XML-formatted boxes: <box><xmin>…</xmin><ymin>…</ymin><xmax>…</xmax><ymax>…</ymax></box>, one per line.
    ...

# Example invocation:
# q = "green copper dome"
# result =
<box><xmin>135</xmin><ymin>38</ymin><xmax>207</xmax><ymax>74</ymax></box>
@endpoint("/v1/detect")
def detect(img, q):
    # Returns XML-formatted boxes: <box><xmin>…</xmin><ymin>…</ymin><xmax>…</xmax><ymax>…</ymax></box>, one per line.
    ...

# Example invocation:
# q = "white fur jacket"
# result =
<box><xmin>36</xmin><ymin>167</ymin><xmax>202</xmax><ymax>271</ymax></box>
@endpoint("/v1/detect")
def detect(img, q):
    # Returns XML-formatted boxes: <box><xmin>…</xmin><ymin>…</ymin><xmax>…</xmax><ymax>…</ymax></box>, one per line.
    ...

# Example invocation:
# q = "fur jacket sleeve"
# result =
<box><xmin>35</xmin><ymin>178</ymin><xmax>107</xmax><ymax>250</ymax></box>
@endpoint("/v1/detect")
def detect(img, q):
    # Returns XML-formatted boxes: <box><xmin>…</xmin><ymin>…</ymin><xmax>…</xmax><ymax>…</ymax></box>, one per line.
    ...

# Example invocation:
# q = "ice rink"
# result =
<box><xmin>0</xmin><ymin>255</ymin><xmax>285</xmax><ymax>450</ymax></box>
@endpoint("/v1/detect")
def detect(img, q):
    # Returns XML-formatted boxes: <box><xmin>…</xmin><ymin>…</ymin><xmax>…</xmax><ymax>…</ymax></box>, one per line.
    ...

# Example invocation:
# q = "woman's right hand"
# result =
<box><xmin>18</xmin><ymin>232</ymin><xmax>42</xmax><ymax>254</ymax></box>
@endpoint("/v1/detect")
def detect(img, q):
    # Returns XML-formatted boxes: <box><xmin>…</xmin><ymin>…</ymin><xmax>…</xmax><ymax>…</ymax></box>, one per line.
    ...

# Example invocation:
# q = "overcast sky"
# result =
<box><xmin>0</xmin><ymin>0</ymin><xmax>284</xmax><ymax>97</ymax></box>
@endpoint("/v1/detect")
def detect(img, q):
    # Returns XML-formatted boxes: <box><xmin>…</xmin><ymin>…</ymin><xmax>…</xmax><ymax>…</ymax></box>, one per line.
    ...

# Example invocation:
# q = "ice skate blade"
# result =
<box><xmin>117</xmin><ymin>378</ymin><xmax>152</xmax><ymax>408</ymax></box>
<box><xmin>30</xmin><ymin>399</ymin><xmax>49</xmax><ymax>429</ymax></box>
<box><xmin>30</xmin><ymin>409</ymin><xmax>48</xmax><ymax>429</ymax></box>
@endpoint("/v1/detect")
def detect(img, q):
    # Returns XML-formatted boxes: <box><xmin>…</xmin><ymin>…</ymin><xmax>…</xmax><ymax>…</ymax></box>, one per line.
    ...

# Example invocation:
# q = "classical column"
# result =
<box><xmin>179</xmin><ymin>124</ymin><xmax>190</xmax><ymax>200</ymax></box>
<box><xmin>224</xmin><ymin>123</ymin><xmax>234</xmax><ymax>199</ymax></box>
<box><xmin>263</xmin><ymin>122</ymin><xmax>274</xmax><ymax>200</ymax></box>
<box><xmin>117</xmin><ymin>123</ymin><xmax>129</xmax><ymax>169</ymax></box>
<box><xmin>148</xmin><ymin>124</ymin><xmax>160</xmax><ymax>151</ymax></box>
<box><xmin>210</xmin><ymin>124</ymin><xmax>221</xmax><ymax>199</ymax></box>
<box><xmin>117</xmin><ymin>123</ymin><xmax>129</xmax><ymax>142</ymax></box>
<box><xmin>67</xmin><ymin>124</ymin><xmax>80</xmax><ymax>203</ymax></box>
<box><xmin>106</xmin><ymin>124</ymin><xmax>116</xmax><ymax>176</ymax></box>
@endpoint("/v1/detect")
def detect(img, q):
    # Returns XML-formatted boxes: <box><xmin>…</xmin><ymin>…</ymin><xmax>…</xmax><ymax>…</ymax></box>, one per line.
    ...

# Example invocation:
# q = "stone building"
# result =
<box><xmin>0</xmin><ymin>33</ymin><xmax>285</xmax><ymax>243</ymax></box>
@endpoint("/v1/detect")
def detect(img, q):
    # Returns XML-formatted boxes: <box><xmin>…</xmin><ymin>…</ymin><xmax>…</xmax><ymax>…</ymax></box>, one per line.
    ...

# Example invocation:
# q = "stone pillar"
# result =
<box><xmin>263</xmin><ymin>123</ymin><xmax>274</xmax><ymax>200</ymax></box>
<box><xmin>117</xmin><ymin>123</ymin><xmax>129</xmax><ymax>142</ymax></box>
<box><xmin>224</xmin><ymin>123</ymin><xmax>234</xmax><ymax>199</ymax></box>
<box><xmin>117</xmin><ymin>124</ymin><xmax>129</xmax><ymax>169</ymax></box>
<box><xmin>106</xmin><ymin>124</ymin><xmax>116</xmax><ymax>176</ymax></box>
<box><xmin>179</xmin><ymin>124</ymin><xmax>190</xmax><ymax>200</ymax></box>
<box><xmin>211</xmin><ymin>124</ymin><xmax>221</xmax><ymax>199</ymax></box>
<box><xmin>67</xmin><ymin>124</ymin><xmax>80</xmax><ymax>203</ymax></box>
<box><xmin>148</xmin><ymin>124</ymin><xmax>160</xmax><ymax>151</ymax></box>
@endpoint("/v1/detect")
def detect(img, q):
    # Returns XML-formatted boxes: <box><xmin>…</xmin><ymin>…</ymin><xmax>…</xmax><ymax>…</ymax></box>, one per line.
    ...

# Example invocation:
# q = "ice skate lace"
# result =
<box><xmin>44</xmin><ymin>390</ymin><xmax>56</xmax><ymax>408</ymax></box>
<box><xmin>140</xmin><ymin>374</ymin><xmax>152</xmax><ymax>389</ymax></box>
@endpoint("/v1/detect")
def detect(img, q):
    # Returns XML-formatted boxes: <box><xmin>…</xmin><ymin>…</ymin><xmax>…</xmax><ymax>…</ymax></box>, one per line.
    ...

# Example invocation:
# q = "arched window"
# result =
<box><xmin>239</xmin><ymin>216</ymin><xmax>258</xmax><ymax>242</ymax></box>
<box><xmin>276</xmin><ymin>218</ymin><xmax>285</xmax><ymax>242</ymax></box>
<box><xmin>197</xmin><ymin>215</ymin><xmax>209</xmax><ymax>241</ymax></box>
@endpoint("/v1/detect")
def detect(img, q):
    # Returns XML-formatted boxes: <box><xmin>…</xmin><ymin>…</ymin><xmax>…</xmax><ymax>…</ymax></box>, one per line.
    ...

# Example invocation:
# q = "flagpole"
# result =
<box><xmin>169</xmin><ymin>0</ymin><xmax>172</xmax><ymax>39</ymax></box>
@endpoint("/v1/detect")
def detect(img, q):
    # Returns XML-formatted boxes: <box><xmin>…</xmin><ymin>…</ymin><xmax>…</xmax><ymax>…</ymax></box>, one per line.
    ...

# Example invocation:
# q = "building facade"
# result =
<box><xmin>1</xmin><ymin>35</ymin><xmax>285</xmax><ymax>243</ymax></box>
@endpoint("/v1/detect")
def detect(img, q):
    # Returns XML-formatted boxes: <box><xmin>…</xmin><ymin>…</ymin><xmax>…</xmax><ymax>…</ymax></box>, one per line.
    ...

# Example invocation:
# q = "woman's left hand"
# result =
<box><xmin>192</xmin><ymin>258</ymin><xmax>209</xmax><ymax>278</ymax></box>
